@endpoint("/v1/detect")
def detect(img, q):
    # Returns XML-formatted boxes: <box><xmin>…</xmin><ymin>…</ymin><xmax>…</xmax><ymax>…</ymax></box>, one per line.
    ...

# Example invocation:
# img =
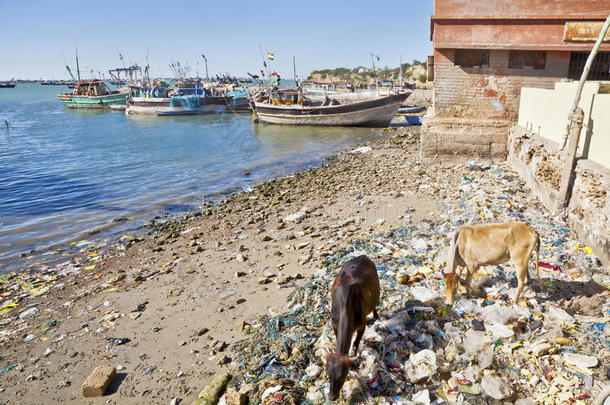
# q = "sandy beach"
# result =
<box><xmin>1</xmin><ymin>125</ymin><xmax>608</xmax><ymax>404</ymax></box>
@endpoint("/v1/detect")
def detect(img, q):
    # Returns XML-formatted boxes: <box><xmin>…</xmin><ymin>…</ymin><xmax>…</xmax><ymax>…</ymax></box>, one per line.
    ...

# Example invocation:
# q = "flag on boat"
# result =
<box><xmin>267</xmin><ymin>52</ymin><xmax>274</xmax><ymax>61</ymax></box>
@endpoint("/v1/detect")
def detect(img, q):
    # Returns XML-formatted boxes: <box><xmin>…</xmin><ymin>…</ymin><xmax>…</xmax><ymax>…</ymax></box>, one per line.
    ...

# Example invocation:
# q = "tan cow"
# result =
<box><xmin>443</xmin><ymin>222</ymin><xmax>542</xmax><ymax>305</ymax></box>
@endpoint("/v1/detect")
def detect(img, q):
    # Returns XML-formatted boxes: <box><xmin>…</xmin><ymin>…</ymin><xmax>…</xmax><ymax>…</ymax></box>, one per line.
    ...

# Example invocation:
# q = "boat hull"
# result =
<box><xmin>58</xmin><ymin>92</ymin><xmax>128</xmax><ymax>109</ymax></box>
<box><xmin>254</xmin><ymin>94</ymin><xmax>407</xmax><ymax>127</ymax></box>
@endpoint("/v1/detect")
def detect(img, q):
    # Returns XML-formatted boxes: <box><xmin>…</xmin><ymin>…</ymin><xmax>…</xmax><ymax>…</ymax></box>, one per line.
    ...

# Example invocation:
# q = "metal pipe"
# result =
<box><xmin>559</xmin><ymin>14</ymin><xmax>610</xmax><ymax>150</ymax></box>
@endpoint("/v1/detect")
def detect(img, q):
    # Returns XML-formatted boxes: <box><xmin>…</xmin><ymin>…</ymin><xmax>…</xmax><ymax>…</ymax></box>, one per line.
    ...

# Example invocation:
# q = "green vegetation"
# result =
<box><xmin>418</xmin><ymin>73</ymin><xmax>427</xmax><ymax>83</ymax></box>
<box><xmin>307</xmin><ymin>58</ymin><xmax>427</xmax><ymax>82</ymax></box>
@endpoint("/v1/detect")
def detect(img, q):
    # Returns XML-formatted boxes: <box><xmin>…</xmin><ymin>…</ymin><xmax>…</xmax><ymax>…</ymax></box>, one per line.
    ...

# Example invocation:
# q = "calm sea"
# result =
<box><xmin>0</xmin><ymin>83</ymin><xmax>383</xmax><ymax>272</ymax></box>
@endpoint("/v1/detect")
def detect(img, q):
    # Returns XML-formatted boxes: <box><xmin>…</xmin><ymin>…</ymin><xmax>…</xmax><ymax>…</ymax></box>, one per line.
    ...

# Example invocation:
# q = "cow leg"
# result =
<box><xmin>373</xmin><ymin>308</ymin><xmax>379</xmax><ymax>320</ymax></box>
<box><xmin>463</xmin><ymin>262</ymin><xmax>479</xmax><ymax>297</ymax></box>
<box><xmin>351</xmin><ymin>326</ymin><xmax>365</xmax><ymax>357</ymax></box>
<box><xmin>513</xmin><ymin>265</ymin><xmax>528</xmax><ymax>304</ymax></box>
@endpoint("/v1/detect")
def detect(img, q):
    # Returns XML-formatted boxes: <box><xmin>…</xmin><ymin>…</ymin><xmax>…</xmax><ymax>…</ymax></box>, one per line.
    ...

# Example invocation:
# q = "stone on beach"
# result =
<box><xmin>191</xmin><ymin>373</ymin><xmax>231</xmax><ymax>405</ymax></box>
<box><xmin>82</xmin><ymin>365</ymin><xmax>116</xmax><ymax>397</ymax></box>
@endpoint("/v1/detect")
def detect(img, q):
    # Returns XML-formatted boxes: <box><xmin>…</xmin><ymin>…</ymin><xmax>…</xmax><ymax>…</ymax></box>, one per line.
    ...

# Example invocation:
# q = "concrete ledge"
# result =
<box><xmin>421</xmin><ymin>117</ymin><xmax>510</xmax><ymax>163</ymax></box>
<box><xmin>508</xmin><ymin>125</ymin><xmax>610</xmax><ymax>265</ymax></box>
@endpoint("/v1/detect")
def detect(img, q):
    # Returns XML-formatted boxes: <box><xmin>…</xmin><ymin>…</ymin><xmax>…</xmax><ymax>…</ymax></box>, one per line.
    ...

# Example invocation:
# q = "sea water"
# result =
<box><xmin>0</xmin><ymin>83</ymin><xmax>383</xmax><ymax>272</ymax></box>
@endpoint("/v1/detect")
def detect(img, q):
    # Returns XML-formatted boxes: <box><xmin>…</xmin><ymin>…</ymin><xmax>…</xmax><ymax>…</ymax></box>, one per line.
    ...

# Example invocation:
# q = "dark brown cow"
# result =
<box><xmin>326</xmin><ymin>255</ymin><xmax>380</xmax><ymax>401</ymax></box>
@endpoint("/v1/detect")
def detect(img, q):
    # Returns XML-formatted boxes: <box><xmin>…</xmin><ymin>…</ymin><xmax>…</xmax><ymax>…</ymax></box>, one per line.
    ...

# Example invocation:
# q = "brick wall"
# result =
<box><xmin>433</xmin><ymin>49</ymin><xmax>570</xmax><ymax>120</ymax></box>
<box><xmin>422</xmin><ymin>49</ymin><xmax>571</xmax><ymax>161</ymax></box>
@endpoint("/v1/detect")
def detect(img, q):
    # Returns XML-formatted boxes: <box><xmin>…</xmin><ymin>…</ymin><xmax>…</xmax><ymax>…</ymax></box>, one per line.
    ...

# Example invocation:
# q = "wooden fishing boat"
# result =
<box><xmin>0</xmin><ymin>81</ymin><xmax>16</xmax><ymax>88</ymax></box>
<box><xmin>58</xmin><ymin>80</ymin><xmax>128</xmax><ymax>109</ymax></box>
<box><xmin>253</xmin><ymin>90</ymin><xmax>408</xmax><ymax>127</ymax></box>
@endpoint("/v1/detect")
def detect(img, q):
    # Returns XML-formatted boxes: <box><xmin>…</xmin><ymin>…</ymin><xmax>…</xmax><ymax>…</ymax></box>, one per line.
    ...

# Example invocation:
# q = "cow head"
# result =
<box><xmin>325</xmin><ymin>352</ymin><xmax>356</xmax><ymax>401</ymax></box>
<box><xmin>443</xmin><ymin>272</ymin><xmax>461</xmax><ymax>306</ymax></box>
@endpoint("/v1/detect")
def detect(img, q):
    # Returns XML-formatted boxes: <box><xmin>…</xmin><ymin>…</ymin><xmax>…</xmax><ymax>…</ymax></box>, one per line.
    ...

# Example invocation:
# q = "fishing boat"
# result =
<box><xmin>398</xmin><ymin>106</ymin><xmax>425</xmax><ymax>114</ymax></box>
<box><xmin>125</xmin><ymin>84</ymin><xmax>228</xmax><ymax>115</ymax></box>
<box><xmin>156</xmin><ymin>95</ymin><xmax>201</xmax><ymax>116</ymax></box>
<box><xmin>252</xmin><ymin>89</ymin><xmax>408</xmax><ymax>127</ymax></box>
<box><xmin>0</xmin><ymin>81</ymin><xmax>16</xmax><ymax>88</ymax></box>
<box><xmin>58</xmin><ymin>80</ymin><xmax>128</xmax><ymax>109</ymax></box>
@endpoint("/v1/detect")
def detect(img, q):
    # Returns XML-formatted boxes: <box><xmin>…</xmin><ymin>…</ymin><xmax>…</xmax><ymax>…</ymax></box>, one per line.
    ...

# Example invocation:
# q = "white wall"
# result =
<box><xmin>517</xmin><ymin>81</ymin><xmax>610</xmax><ymax>169</ymax></box>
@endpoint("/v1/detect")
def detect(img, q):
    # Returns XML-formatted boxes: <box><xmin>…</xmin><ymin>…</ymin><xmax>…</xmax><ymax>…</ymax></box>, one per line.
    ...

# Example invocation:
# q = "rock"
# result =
<box><xmin>82</xmin><ymin>366</ymin><xmax>116</xmax><ymax>398</ymax></box>
<box><xmin>221</xmin><ymin>387</ymin><xmax>247</xmax><ymax>405</ymax></box>
<box><xmin>236</xmin><ymin>253</ymin><xmax>247</xmax><ymax>263</ymax></box>
<box><xmin>43</xmin><ymin>348</ymin><xmax>54</xmax><ymax>357</ymax></box>
<box><xmin>196</xmin><ymin>328</ymin><xmax>210</xmax><ymax>336</ymax></box>
<box><xmin>515</xmin><ymin>399</ymin><xmax>535</xmax><ymax>405</ymax></box>
<box><xmin>261</xmin><ymin>235</ymin><xmax>272</xmax><ymax>242</ymax></box>
<box><xmin>481</xmin><ymin>374</ymin><xmax>513</xmax><ymax>400</ymax></box>
<box><xmin>405</xmin><ymin>349</ymin><xmax>437</xmax><ymax>383</ymax></box>
<box><xmin>235</xmin><ymin>271</ymin><xmax>246</xmax><ymax>278</ymax></box>
<box><xmin>298</xmin><ymin>253</ymin><xmax>312</xmax><ymax>265</ymax></box>
<box><xmin>562</xmin><ymin>352</ymin><xmax>598</xmax><ymax>368</ymax></box>
<box><xmin>191</xmin><ymin>373</ymin><xmax>231</xmax><ymax>405</ymax></box>
<box><xmin>216</xmin><ymin>355</ymin><xmax>231</xmax><ymax>365</ymax></box>
<box><xmin>170</xmin><ymin>398</ymin><xmax>182</xmax><ymax>405</ymax></box>
<box><xmin>283</xmin><ymin>211</ymin><xmax>306</xmax><ymax>223</ymax></box>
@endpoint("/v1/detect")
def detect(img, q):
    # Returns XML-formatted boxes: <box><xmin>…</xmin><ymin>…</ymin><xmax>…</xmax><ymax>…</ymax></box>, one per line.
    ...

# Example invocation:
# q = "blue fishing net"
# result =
<box><xmin>169</xmin><ymin>95</ymin><xmax>200</xmax><ymax>109</ymax></box>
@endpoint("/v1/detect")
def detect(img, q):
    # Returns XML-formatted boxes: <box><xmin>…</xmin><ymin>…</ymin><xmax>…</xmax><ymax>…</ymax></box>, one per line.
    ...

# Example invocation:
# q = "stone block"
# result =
<box><xmin>82</xmin><ymin>366</ymin><xmax>116</xmax><ymax>397</ymax></box>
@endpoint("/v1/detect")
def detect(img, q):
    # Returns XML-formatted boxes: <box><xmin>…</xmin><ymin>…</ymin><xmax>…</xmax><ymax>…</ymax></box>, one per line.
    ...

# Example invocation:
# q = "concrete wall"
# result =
<box><xmin>518</xmin><ymin>81</ymin><xmax>610</xmax><ymax>169</ymax></box>
<box><xmin>508</xmin><ymin>126</ymin><xmax>610</xmax><ymax>265</ymax></box>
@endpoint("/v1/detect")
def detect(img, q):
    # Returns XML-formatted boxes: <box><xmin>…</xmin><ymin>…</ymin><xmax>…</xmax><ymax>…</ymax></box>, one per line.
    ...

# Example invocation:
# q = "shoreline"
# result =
<box><xmin>0</xmin><ymin>125</ymin><xmax>608</xmax><ymax>404</ymax></box>
<box><xmin>0</xmin><ymin>125</ymin><xmax>389</xmax><ymax>274</ymax></box>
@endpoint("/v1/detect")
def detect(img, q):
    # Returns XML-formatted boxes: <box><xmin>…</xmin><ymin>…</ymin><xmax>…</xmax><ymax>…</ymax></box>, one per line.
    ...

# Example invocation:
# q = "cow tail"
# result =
<box><xmin>535</xmin><ymin>233</ymin><xmax>544</xmax><ymax>290</ymax></box>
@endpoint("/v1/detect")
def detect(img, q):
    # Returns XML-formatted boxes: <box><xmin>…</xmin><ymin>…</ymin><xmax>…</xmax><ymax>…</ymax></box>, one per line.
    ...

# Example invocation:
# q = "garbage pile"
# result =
<box><xmin>230</xmin><ymin>161</ymin><xmax>609</xmax><ymax>404</ymax></box>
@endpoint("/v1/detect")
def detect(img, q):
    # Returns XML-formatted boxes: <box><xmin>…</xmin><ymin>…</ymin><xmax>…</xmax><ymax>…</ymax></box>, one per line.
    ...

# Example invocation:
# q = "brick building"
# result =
<box><xmin>422</xmin><ymin>0</ymin><xmax>610</xmax><ymax>161</ymax></box>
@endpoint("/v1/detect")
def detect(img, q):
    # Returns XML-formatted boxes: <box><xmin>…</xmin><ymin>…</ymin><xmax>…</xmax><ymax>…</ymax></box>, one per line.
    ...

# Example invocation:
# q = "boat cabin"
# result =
<box><xmin>72</xmin><ymin>80</ymin><xmax>113</xmax><ymax>96</ymax></box>
<box><xmin>269</xmin><ymin>89</ymin><xmax>302</xmax><ymax>105</ymax></box>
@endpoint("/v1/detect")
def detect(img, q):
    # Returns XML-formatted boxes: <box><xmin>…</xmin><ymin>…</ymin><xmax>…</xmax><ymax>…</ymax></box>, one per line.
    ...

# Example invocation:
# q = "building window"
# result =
<box><xmin>568</xmin><ymin>52</ymin><xmax>610</xmax><ymax>80</ymax></box>
<box><xmin>509</xmin><ymin>51</ymin><xmax>546</xmax><ymax>69</ymax></box>
<box><xmin>455</xmin><ymin>49</ymin><xmax>489</xmax><ymax>67</ymax></box>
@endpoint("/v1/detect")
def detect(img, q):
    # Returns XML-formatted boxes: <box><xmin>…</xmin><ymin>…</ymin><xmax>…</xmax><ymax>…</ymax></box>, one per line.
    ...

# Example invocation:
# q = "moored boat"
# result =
<box><xmin>253</xmin><ymin>89</ymin><xmax>408</xmax><ymax>127</ymax></box>
<box><xmin>0</xmin><ymin>81</ymin><xmax>16</xmax><ymax>88</ymax></box>
<box><xmin>156</xmin><ymin>95</ymin><xmax>201</xmax><ymax>116</ymax></box>
<box><xmin>126</xmin><ymin>84</ymin><xmax>228</xmax><ymax>115</ymax></box>
<box><xmin>58</xmin><ymin>80</ymin><xmax>128</xmax><ymax>109</ymax></box>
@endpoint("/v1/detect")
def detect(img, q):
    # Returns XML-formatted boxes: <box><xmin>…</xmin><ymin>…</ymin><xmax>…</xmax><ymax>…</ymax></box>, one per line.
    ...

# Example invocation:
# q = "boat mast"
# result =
<box><xmin>75</xmin><ymin>48</ymin><xmax>81</xmax><ymax>81</ymax></box>
<box><xmin>370</xmin><ymin>53</ymin><xmax>379</xmax><ymax>96</ymax></box>
<box><xmin>201</xmin><ymin>54</ymin><xmax>209</xmax><ymax>82</ymax></box>
<box><xmin>399</xmin><ymin>55</ymin><xmax>403</xmax><ymax>87</ymax></box>
<box><xmin>258</xmin><ymin>44</ymin><xmax>270</xmax><ymax>85</ymax></box>
<box><xmin>293</xmin><ymin>56</ymin><xmax>297</xmax><ymax>87</ymax></box>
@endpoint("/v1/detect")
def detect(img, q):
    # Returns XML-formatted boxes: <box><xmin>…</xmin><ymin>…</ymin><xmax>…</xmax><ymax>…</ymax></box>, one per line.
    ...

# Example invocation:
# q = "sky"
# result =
<box><xmin>0</xmin><ymin>0</ymin><xmax>433</xmax><ymax>80</ymax></box>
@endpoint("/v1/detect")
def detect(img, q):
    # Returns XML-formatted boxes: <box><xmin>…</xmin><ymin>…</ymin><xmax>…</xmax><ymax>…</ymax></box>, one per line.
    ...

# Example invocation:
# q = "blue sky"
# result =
<box><xmin>0</xmin><ymin>0</ymin><xmax>433</xmax><ymax>80</ymax></box>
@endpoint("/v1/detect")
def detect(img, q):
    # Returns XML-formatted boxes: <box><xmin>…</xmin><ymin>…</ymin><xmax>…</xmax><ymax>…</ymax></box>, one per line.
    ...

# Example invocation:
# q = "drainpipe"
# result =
<box><xmin>559</xmin><ymin>14</ymin><xmax>610</xmax><ymax>150</ymax></box>
<box><xmin>556</xmin><ymin>107</ymin><xmax>584</xmax><ymax>212</ymax></box>
<box><xmin>556</xmin><ymin>14</ymin><xmax>610</xmax><ymax>212</ymax></box>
